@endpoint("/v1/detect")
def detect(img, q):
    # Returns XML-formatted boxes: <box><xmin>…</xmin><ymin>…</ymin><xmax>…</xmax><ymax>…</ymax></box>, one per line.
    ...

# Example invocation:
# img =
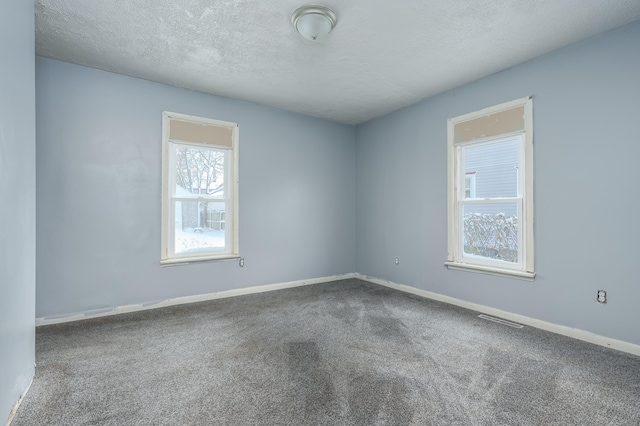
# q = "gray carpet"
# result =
<box><xmin>13</xmin><ymin>279</ymin><xmax>640</xmax><ymax>425</ymax></box>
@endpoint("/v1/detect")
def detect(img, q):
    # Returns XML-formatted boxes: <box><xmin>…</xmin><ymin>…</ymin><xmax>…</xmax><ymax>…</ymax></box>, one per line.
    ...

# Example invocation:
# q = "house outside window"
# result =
<box><xmin>161</xmin><ymin>112</ymin><xmax>239</xmax><ymax>264</ymax></box>
<box><xmin>445</xmin><ymin>97</ymin><xmax>534</xmax><ymax>279</ymax></box>
<box><xmin>465</xmin><ymin>172</ymin><xmax>476</xmax><ymax>199</ymax></box>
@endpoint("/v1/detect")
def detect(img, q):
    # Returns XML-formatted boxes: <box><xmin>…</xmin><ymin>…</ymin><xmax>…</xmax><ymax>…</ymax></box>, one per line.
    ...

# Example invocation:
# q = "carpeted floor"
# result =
<box><xmin>13</xmin><ymin>279</ymin><xmax>640</xmax><ymax>425</ymax></box>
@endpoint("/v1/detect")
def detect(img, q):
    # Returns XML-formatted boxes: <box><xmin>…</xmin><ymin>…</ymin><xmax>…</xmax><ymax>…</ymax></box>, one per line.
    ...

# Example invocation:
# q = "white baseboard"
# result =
<box><xmin>35</xmin><ymin>271</ymin><xmax>640</xmax><ymax>357</ymax></box>
<box><xmin>6</xmin><ymin>379</ymin><xmax>31</xmax><ymax>426</ymax></box>
<box><xmin>356</xmin><ymin>273</ymin><xmax>640</xmax><ymax>357</ymax></box>
<box><xmin>36</xmin><ymin>273</ymin><xmax>356</xmax><ymax>326</ymax></box>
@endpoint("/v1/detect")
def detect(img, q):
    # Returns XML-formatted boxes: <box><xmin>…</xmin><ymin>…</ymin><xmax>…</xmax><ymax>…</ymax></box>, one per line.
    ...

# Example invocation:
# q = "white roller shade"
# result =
<box><xmin>169</xmin><ymin>118</ymin><xmax>233</xmax><ymax>148</ymax></box>
<box><xmin>453</xmin><ymin>105</ymin><xmax>525</xmax><ymax>144</ymax></box>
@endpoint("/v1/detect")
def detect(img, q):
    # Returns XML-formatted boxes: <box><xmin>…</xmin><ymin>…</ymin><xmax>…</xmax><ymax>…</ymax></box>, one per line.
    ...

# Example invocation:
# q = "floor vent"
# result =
<box><xmin>478</xmin><ymin>314</ymin><xmax>524</xmax><ymax>329</ymax></box>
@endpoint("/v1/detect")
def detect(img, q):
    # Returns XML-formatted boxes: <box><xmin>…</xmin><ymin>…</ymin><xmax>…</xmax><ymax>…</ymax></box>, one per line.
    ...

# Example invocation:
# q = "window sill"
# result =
<box><xmin>444</xmin><ymin>261</ymin><xmax>535</xmax><ymax>281</ymax></box>
<box><xmin>161</xmin><ymin>254</ymin><xmax>240</xmax><ymax>266</ymax></box>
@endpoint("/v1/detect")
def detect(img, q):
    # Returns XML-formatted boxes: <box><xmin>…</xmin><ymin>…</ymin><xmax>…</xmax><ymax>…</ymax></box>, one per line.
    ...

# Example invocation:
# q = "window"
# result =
<box><xmin>161</xmin><ymin>112</ymin><xmax>239</xmax><ymax>264</ymax></box>
<box><xmin>465</xmin><ymin>172</ymin><xmax>476</xmax><ymax>198</ymax></box>
<box><xmin>445</xmin><ymin>97</ymin><xmax>534</xmax><ymax>279</ymax></box>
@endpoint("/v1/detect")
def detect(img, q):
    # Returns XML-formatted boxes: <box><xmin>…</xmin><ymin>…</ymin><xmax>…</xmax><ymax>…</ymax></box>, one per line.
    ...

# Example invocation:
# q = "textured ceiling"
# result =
<box><xmin>35</xmin><ymin>1</ymin><xmax>640</xmax><ymax>125</ymax></box>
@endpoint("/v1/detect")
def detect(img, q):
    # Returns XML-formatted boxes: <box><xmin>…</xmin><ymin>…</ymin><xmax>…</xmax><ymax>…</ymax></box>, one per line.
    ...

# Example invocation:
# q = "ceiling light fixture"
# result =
<box><xmin>291</xmin><ymin>5</ymin><xmax>337</xmax><ymax>41</ymax></box>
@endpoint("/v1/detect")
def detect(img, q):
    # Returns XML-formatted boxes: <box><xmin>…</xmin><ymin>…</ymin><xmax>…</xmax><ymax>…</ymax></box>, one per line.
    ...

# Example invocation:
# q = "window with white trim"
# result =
<box><xmin>161</xmin><ymin>112</ymin><xmax>239</xmax><ymax>264</ymax></box>
<box><xmin>446</xmin><ymin>97</ymin><xmax>534</xmax><ymax>279</ymax></box>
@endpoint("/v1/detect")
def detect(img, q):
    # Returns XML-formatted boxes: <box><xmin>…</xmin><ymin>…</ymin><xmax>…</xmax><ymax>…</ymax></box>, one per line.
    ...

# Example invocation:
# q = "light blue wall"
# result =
<box><xmin>36</xmin><ymin>58</ymin><xmax>356</xmax><ymax>318</ymax></box>
<box><xmin>356</xmin><ymin>21</ymin><xmax>640</xmax><ymax>346</ymax></box>
<box><xmin>34</xmin><ymin>20</ymin><xmax>640</xmax><ymax>348</ymax></box>
<box><xmin>0</xmin><ymin>0</ymin><xmax>36</xmax><ymax>421</ymax></box>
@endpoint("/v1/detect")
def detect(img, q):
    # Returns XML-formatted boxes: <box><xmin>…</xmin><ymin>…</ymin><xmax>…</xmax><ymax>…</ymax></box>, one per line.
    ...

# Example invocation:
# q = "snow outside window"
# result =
<box><xmin>161</xmin><ymin>112</ymin><xmax>239</xmax><ymax>264</ymax></box>
<box><xmin>445</xmin><ymin>97</ymin><xmax>534</xmax><ymax>279</ymax></box>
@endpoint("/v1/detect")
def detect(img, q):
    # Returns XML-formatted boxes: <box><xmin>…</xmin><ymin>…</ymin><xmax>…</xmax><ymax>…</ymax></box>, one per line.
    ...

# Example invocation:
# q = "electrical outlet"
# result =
<box><xmin>597</xmin><ymin>290</ymin><xmax>606</xmax><ymax>303</ymax></box>
<box><xmin>394</xmin><ymin>257</ymin><xmax>399</xmax><ymax>265</ymax></box>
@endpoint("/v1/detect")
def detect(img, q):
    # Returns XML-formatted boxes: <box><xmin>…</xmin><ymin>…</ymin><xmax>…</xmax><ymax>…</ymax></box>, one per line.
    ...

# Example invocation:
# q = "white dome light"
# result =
<box><xmin>291</xmin><ymin>5</ymin><xmax>337</xmax><ymax>41</ymax></box>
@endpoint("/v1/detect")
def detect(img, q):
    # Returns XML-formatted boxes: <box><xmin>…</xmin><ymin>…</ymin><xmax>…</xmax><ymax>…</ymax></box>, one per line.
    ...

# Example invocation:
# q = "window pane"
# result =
<box><xmin>174</xmin><ymin>201</ymin><xmax>226</xmax><ymax>254</ymax></box>
<box><xmin>464</xmin><ymin>138</ymin><xmax>518</xmax><ymax>198</ymax></box>
<box><xmin>464</xmin><ymin>174</ymin><xmax>476</xmax><ymax>199</ymax></box>
<box><xmin>462</xmin><ymin>203</ymin><xmax>518</xmax><ymax>263</ymax></box>
<box><xmin>173</xmin><ymin>144</ymin><xmax>225</xmax><ymax>198</ymax></box>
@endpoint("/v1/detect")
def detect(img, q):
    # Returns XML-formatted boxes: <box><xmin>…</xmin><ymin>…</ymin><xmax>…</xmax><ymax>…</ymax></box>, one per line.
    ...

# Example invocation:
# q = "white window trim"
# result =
<box><xmin>446</xmin><ymin>97</ymin><xmax>535</xmax><ymax>279</ymax></box>
<box><xmin>161</xmin><ymin>111</ymin><xmax>239</xmax><ymax>265</ymax></box>
<box><xmin>457</xmin><ymin>133</ymin><xmax>525</xmax><ymax>272</ymax></box>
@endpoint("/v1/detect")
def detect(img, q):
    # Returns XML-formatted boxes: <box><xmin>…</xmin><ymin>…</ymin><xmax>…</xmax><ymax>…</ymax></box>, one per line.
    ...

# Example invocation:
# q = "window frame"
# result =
<box><xmin>161</xmin><ymin>111</ymin><xmax>239</xmax><ymax>265</ymax></box>
<box><xmin>457</xmin><ymin>133</ymin><xmax>524</xmax><ymax>270</ymax></box>
<box><xmin>445</xmin><ymin>97</ymin><xmax>535</xmax><ymax>279</ymax></box>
